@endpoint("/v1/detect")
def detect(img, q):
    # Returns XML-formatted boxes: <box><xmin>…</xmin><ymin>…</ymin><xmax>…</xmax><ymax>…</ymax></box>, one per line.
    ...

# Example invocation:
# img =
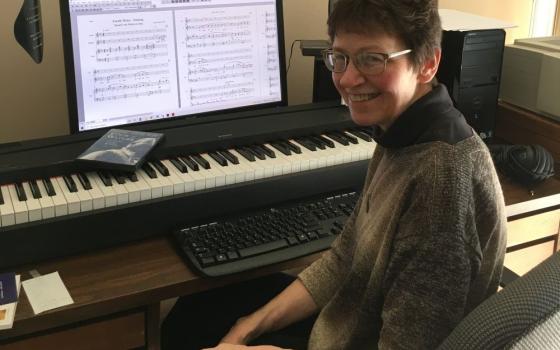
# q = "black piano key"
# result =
<box><xmin>325</xmin><ymin>132</ymin><xmax>349</xmax><ymax>146</ymax></box>
<box><xmin>0</xmin><ymin>187</ymin><xmax>4</xmax><ymax>205</ymax></box>
<box><xmin>293</xmin><ymin>138</ymin><xmax>316</xmax><ymax>152</ymax></box>
<box><xmin>316</xmin><ymin>135</ymin><xmax>335</xmax><ymax>148</ymax></box>
<box><xmin>307</xmin><ymin>137</ymin><xmax>326</xmax><ymax>150</ymax></box>
<box><xmin>97</xmin><ymin>171</ymin><xmax>113</xmax><ymax>186</ymax></box>
<box><xmin>284</xmin><ymin>140</ymin><xmax>301</xmax><ymax>154</ymax></box>
<box><xmin>29</xmin><ymin>180</ymin><xmax>42</xmax><ymax>199</ymax></box>
<box><xmin>258</xmin><ymin>144</ymin><xmax>276</xmax><ymax>158</ymax></box>
<box><xmin>42</xmin><ymin>178</ymin><xmax>56</xmax><ymax>196</ymax></box>
<box><xmin>270</xmin><ymin>142</ymin><xmax>291</xmax><ymax>156</ymax></box>
<box><xmin>360</xmin><ymin>127</ymin><xmax>373</xmax><ymax>137</ymax></box>
<box><xmin>63</xmin><ymin>175</ymin><xmax>78</xmax><ymax>193</ymax></box>
<box><xmin>141</xmin><ymin>164</ymin><xmax>158</xmax><ymax>179</ymax></box>
<box><xmin>77</xmin><ymin>173</ymin><xmax>93</xmax><ymax>190</ymax></box>
<box><xmin>179</xmin><ymin>156</ymin><xmax>199</xmax><ymax>171</ymax></box>
<box><xmin>339</xmin><ymin>131</ymin><xmax>358</xmax><ymax>144</ymax></box>
<box><xmin>209</xmin><ymin>151</ymin><xmax>228</xmax><ymax>167</ymax></box>
<box><xmin>247</xmin><ymin>145</ymin><xmax>266</xmax><ymax>160</ymax></box>
<box><xmin>152</xmin><ymin>160</ymin><xmax>170</xmax><ymax>176</ymax></box>
<box><xmin>126</xmin><ymin>172</ymin><xmax>138</xmax><ymax>182</ymax></box>
<box><xmin>112</xmin><ymin>171</ymin><xmax>127</xmax><ymax>184</ymax></box>
<box><xmin>235</xmin><ymin>147</ymin><xmax>256</xmax><ymax>162</ymax></box>
<box><xmin>170</xmin><ymin>158</ymin><xmax>188</xmax><ymax>173</ymax></box>
<box><xmin>219</xmin><ymin>150</ymin><xmax>239</xmax><ymax>165</ymax></box>
<box><xmin>192</xmin><ymin>154</ymin><xmax>211</xmax><ymax>170</ymax></box>
<box><xmin>347</xmin><ymin>129</ymin><xmax>372</xmax><ymax>142</ymax></box>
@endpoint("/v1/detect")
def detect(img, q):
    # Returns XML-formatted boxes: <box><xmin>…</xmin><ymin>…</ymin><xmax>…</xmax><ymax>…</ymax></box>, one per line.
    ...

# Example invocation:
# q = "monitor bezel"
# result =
<box><xmin>59</xmin><ymin>0</ymin><xmax>288</xmax><ymax>134</ymax></box>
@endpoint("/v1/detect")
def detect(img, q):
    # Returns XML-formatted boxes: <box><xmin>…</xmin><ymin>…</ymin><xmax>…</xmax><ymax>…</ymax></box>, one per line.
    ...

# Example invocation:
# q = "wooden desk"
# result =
<box><xmin>0</xmin><ymin>236</ymin><xmax>321</xmax><ymax>349</ymax></box>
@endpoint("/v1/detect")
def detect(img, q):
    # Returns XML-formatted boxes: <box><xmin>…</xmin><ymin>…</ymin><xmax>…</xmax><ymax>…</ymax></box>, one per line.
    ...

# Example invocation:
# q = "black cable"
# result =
<box><xmin>286</xmin><ymin>39</ymin><xmax>304</xmax><ymax>74</ymax></box>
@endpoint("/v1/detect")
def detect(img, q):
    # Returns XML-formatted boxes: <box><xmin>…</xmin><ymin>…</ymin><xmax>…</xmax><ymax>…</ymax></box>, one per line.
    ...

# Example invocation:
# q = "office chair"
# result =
<box><xmin>438</xmin><ymin>251</ymin><xmax>560</xmax><ymax>349</ymax></box>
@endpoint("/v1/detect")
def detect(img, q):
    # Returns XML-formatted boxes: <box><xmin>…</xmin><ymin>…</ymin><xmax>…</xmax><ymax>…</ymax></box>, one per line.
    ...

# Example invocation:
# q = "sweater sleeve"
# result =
<box><xmin>298</xmin><ymin>147</ymin><xmax>385</xmax><ymax>308</ymax></box>
<box><xmin>378</xmin><ymin>153</ymin><xmax>483</xmax><ymax>350</ymax></box>
<box><xmin>297</xmin><ymin>196</ymin><xmax>361</xmax><ymax>307</ymax></box>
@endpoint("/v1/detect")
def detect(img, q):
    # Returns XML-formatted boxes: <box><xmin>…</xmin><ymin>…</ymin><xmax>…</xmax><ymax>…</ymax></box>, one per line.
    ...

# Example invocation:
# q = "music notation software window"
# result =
<box><xmin>67</xmin><ymin>0</ymin><xmax>282</xmax><ymax>131</ymax></box>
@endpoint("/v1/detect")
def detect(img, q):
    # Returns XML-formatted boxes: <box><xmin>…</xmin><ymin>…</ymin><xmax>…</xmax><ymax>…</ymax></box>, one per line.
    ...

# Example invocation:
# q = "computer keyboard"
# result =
<box><xmin>172</xmin><ymin>191</ymin><xmax>359</xmax><ymax>276</ymax></box>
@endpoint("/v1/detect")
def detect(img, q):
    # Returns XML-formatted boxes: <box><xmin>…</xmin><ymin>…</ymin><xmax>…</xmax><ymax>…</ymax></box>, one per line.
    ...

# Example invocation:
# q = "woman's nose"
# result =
<box><xmin>337</xmin><ymin>60</ymin><xmax>366</xmax><ymax>88</ymax></box>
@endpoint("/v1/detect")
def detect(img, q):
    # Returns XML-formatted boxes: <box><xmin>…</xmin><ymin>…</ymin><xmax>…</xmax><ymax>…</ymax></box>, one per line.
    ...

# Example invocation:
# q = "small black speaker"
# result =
<box><xmin>436</xmin><ymin>29</ymin><xmax>506</xmax><ymax>139</ymax></box>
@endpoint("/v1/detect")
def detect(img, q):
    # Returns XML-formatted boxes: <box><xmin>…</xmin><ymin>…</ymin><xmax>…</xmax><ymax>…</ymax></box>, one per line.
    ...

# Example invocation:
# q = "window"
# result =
<box><xmin>530</xmin><ymin>0</ymin><xmax>558</xmax><ymax>37</ymax></box>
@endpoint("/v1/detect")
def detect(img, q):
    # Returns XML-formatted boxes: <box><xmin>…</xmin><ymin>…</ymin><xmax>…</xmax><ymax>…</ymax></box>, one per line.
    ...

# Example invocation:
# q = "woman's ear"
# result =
<box><xmin>418</xmin><ymin>48</ymin><xmax>441</xmax><ymax>84</ymax></box>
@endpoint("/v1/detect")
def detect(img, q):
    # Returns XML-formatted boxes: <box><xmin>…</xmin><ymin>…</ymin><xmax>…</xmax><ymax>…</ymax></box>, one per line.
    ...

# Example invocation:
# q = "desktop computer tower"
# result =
<box><xmin>436</xmin><ymin>29</ymin><xmax>506</xmax><ymax>139</ymax></box>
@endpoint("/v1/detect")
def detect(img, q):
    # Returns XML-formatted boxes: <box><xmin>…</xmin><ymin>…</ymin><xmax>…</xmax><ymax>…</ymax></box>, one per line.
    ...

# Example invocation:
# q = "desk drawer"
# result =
<box><xmin>0</xmin><ymin>311</ymin><xmax>145</xmax><ymax>350</ymax></box>
<box><xmin>506</xmin><ymin>209</ymin><xmax>560</xmax><ymax>248</ymax></box>
<box><xmin>504</xmin><ymin>240</ymin><xmax>556</xmax><ymax>276</ymax></box>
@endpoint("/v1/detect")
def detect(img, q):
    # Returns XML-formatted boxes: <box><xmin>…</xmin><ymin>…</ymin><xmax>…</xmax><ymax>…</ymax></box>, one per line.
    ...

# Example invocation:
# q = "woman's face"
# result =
<box><xmin>332</xmin><ymin>31</ymin><xmax>434</xmax><ymax>130</ymax></box>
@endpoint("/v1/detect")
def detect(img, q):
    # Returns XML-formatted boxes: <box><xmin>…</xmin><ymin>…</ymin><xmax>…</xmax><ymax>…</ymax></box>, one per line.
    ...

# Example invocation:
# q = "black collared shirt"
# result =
<box><xmin>371</xmin><ymin>84</ymin><xmax>472</xmax><ymax>148</ymax></box>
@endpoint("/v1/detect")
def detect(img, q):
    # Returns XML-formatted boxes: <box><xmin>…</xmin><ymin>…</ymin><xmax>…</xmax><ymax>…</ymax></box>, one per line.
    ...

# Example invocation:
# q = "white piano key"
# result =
<box><xmin>182</xmin><ymin>164</ymin><xmax>207</xmax><ymax>190</ymax></box>
<box><xmin>162</xmin><ymin>159</ymin><xmax>195</xmax><ymax>193</ymax></box>
<box><xmin>204</xmin><ymin>153</ymin><xmax>236</xmax><ymax>185</ymax></box>
<box><xmin>286</xmin><ymin>141</ymin><xmax>311</xmax><ymax>172</ymax></box>
<box><xmin>128</xmin><ymin>173</ymin><xmax>152</xmax><ymax>201</ymax></box>
<box><xmin>70</xmin><ymin>174</ymin><xmax>93</xmax><ymax>212</ymax></box>
<box><xmin>293</xmin><ymin>140</ymin><xmax>323</xmax><ymax>169</ymax></box>
<box><xmin>48</xmin><ymin>178</ymin><xmax>69</xmax><ymax>216</ymax></box>
<box><xmin>259</xmin><ymin>144</ymin><xmax>288</xmax><ymax>176</ymax></box>
<box><xmin>55</xmin><ymin>177</ymin><xmax>81</xmax><ymax>214</ymax></box>
<box><xmin>7</xmin><ymin>184</ymin><xmax>29</xmax><ymax>224</ymax></box>
<box><xmin>321</xmin><ymin>135</ymin><xmax>353</xmax><ymax>164</ymax></box>
<box><xmin>107</xmin><ymin>175</ymin><xmax>130</xmax><ymax>205</ymax></box>
<box><xmin>247</xmin><ymin>150</ymin><xmax>274</xmax><ymax>178</ymax></box>
<box><xmin>199</xmin><ymin>154</ymin><xmax>226</xmax><ymax>187</ymax></box>
<box><xmin>0</xmin><ymin>185</ymin><xmax>16</xmax><ymax>226</ymax></box>
<box><xmin>118</xmin><ymin>176</ymin><xmax>142</xmax><ymax>203</ymax></box>
<box><xmin>266</xmin><ymin>144</ymin><xmax>294</xmax><ymax>175</ymax></box>
<box><xmin>157</xmin><ymin>162</ymin><xmax>185</xmax><ymax>195</ymax></box>
<box><xmin>88</xmin><ymin>173</ymin><xmax>117</xmax><ymax>208</ymax></box>
<box><xmin>21</xmin><ymin>182</ymin><xmax>42</xmax><ymax>222</ymax></box>
<box><xmin>34</xmin><ymin>181</ymin><xmax>56</xmax><ymax>219</ymax></box>
<box><xmin>222</xmin><ymin>151</ymin><xmax>250</xmax><ymax>183</ymax></box>
<box><xmin>80</xmin><ymin>173</ymin><xmax>106</xmax><ymax>210</ymax></box>
<box><xmin>153</xmin><ymin>170</ymin><xmax>175</xmax><ymax>197</ymax></box>
<box><xmin>137</xmin><ymin>169</ymin><xmax>164</xmax><ymax>199</ymax></box>
<box><xmin>229</xmin><ymin>150</ymin><xmax>256</xmax><ymax>181</ymax></box>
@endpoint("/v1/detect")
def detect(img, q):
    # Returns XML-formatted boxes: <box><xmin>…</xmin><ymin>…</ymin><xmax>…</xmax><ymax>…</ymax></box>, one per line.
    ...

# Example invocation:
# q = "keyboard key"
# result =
<box><xmin>15</xmin><ymin>182</ymin><xmax>27</xmax><ymax>201</ymax></box>
<box><xmin>0</xmin><ymin>185</ymin><xmax>16</xmax><ymax>226</ymax></box>
<box><xmin>63</xmin><ymin>175</ymin><xmax>78</xmax><ymax>193</ymax></box>
<box><xmin>192</xmin><ymin>154</ymin><xmax>211</xmax><ymax>170</ymax></box>
<box><xmin>29</xmin><ymin>180</ymin><xmax>42</xmax><ymax>199</ymax></box>
<box><xmin>209</xmin><ymin>151</ymin><xmax>228</xmax><ymax>167</ymax></box>
<box><xmin>180</xmin><ymin>155</ymin><xmax>200</xmax><ymax>171</ymax></box>
<box><xmin>238</xmin><ymin>239</ymin><xmax>289</xmax><ymax>258</ymax></box>
<box><xmin>42</xmin><ymin>178</ymin><xmax>56</xmax><ymax>196</ymax></box>
<box><xmin>219</xmin><ymin>150</ymin><xmax>239</xmax><ymax>165</ymax></box>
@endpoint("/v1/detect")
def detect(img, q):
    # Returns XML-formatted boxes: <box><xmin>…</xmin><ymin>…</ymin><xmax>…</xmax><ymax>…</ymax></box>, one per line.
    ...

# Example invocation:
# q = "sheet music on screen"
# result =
<box><xmin>65</xmin><ymin>0</ymin><xmax>283</xmax><ymax>131</ymax></box>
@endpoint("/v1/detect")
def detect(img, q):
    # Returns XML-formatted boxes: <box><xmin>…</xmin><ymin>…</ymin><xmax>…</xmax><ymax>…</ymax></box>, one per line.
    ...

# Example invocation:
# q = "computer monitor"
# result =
<box><xmin>60</xmin><ymin>0</ymin><xmax>287</xmax><ymax>133</ymax></box>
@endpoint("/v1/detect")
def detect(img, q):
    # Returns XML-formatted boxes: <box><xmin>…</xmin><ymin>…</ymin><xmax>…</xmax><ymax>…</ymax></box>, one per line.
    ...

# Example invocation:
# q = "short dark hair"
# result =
<box><xmin>327</xmin><ymin>0</ymin><xmax>442</xmax><ymax>70</ymax></box>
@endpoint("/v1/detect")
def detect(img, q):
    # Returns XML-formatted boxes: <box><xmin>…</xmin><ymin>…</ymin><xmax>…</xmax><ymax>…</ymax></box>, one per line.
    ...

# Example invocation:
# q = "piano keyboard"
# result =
<box><xmin>0</xmin><ymin>130</ymin><xmax>375</xmax><ymax>228</ymax></box>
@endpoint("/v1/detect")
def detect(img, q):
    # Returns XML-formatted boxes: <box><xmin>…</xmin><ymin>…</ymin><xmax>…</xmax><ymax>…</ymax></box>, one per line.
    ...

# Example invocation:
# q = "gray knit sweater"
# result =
<box><xmin>298</xmin><ymin>86</ymin><xmax>507</xmax><ymax>350</ymax></box>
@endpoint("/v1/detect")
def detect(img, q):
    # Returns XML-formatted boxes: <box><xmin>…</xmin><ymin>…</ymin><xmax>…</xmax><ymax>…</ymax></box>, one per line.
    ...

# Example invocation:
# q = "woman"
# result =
<box><xmin>163</xmin><ymin>1</ymin><xmax>507</xmax><ymax>349</ymax></box>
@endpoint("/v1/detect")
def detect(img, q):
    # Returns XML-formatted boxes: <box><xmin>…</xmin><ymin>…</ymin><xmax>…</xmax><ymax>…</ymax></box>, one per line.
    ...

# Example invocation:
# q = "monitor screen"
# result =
<box><xmin>60</xmin><ymin>0</ymin><xmax>286</xmax><ymax>133</ymax></box>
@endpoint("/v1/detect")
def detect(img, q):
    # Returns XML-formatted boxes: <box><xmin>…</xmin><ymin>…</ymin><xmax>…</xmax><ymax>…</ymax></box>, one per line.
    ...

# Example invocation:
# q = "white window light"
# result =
<box><xmin>530</xmin><ymin>0</ymin><xmax>558</xmax><ymax>37</ymax></box>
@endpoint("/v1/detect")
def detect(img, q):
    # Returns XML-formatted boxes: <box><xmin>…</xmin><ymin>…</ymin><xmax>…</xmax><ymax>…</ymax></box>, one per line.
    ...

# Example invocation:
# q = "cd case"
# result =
<box><xmin>77</xmin><ymin>129</ymin><xmax>164</xmax><ymax>172</ymax></box>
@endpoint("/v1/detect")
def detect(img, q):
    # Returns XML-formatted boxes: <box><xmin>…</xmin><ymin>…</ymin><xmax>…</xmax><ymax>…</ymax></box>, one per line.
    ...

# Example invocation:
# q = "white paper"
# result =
<box><xmin>0</xmin><ymin>275</ymin><xmax>21</xmax><ymax>330</ymax></box>
<box><xmin>22</xmin><ymin>272</ymin><xmax>74</xmax><ymax>315</ymax></box>
<box><xmin>439</xmin><ymin>9</ymin><xmax>516</xmax><ymax>31</ymax></box>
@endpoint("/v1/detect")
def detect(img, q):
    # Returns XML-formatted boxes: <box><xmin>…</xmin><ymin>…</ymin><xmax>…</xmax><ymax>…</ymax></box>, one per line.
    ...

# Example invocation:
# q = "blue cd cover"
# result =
<box><xmin>77</xmin><ymin>129</ymin><xmax>164</xmax><ymax>172</ymax></box>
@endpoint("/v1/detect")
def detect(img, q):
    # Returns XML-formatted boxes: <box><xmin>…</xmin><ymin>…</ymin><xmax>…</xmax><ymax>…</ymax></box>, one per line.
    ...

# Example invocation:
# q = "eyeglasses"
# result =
<box><xmin>322</xmin><ymin>49</ymin><xmax>412</xmax><ymax>75</ymax></box>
